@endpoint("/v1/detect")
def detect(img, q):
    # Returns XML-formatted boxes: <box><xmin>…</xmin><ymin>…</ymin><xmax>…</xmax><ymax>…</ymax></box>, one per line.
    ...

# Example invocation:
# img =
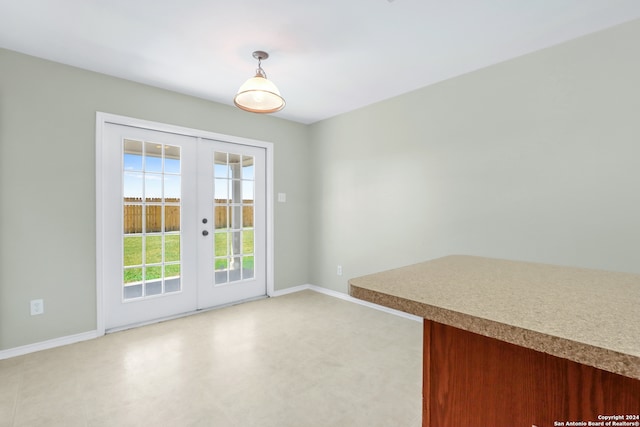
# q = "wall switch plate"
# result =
<box><xmin>30</xmin><ymin>299</ymin><xmax>44</xmax><ymax>316</ymax></box>
<box><xmin>277</xmin><ymin>193</ymin><xmax>287</xmax><ymax>203</ymax></box>
<box><xmin>337</xmin><ymin>265</ymin><xmax>343</xmax><ymax>276</ymax></box>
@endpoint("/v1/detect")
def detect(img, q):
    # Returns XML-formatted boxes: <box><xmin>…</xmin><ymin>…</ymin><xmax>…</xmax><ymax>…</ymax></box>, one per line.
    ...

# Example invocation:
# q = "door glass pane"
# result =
<box><xmin>124</xmin><ymin>140</ymin><xmax>143</xmax><ymax>171</ymax></box>
<box><xmin>215</xmin><ymin>179</ymin><xmax>229</xmax><ymax>200</ymax></box>
<box><xmin>215</xmin><ymin>269</ymin><xmax>227</xmax><ymax>285</ymax></box>
<box><xmin>230</xmin><ymin>205</ymin><xmax>242</xmax><ymax>229</ymax></box>
<box><xmin>146</xmin><ymin>266</ymin><xmax>162</xmax><ymax>282</ymax></box>
<box><xmin>229</xmin><ymin>179</ymin><xmax>241</xmax><ymax>203</ymax></box>
<box><xmin>124</xmin><ymin>267</ymin><xmax>142</xmax><ymax>284</ymax></box>
<box><xmin>165</xmin><ymin>264</ymin><xmax>180</xmax><ymax>279</ymax></box>
<box><xmin>243</xmin><ymin>256</ymin><xmax>254</xmax><ymax>279</ymax></box>
<box><xmin>124</xmin><ymin>284</ymin><xmax>143</xmax><ymax>299</ymax></box>
<box><xmin>165</xmin><ymin>265</ymin><xmax>180</xmax><ymax>293</ymax></box>
<box><xmin>214</xmin><ymin>152</ymin><xmax>228</xmax><ymax>177</ymax></box>
<box><xmin>145</xmin><ymin>142</ymin><xmax>162</xmax><ymax>173</ymax></box>
<box><xmin>231</xmin><ymin>231</ymin><xmax>241</xmax><ymax>255</ymax></box>
<box><xmin>214</xmin><ymin>206</ymin><xmax>228</xmax><ymax>229</ymax></box>
<box><xmin>145</xmin><ymin>235</ymin><xmax>162</xmax><ymax>264</ymax></box>
<box><xmin>216</xmin><ymin>257</ymin><xmax>228</xmax><ymax>271</ymax></box>
<box><xmin>215</xmin><ymin>232</ymin><xmax>228</xmax><ymax>257</ymax></box>
<box><xmin>228</xmin><ymin>153</ymin><xmax>241</xmax><ymax>167</ymax></box>
<box><xmin>145</xmin><ymin>174</ymin><xmax>162</xmax><ymax>200</ymax></box>
<box><xmin>145</xmin><ymin>205</ymin><xmax>162</xmax><ymax>233</ymax></box>
<box><xmin>243</xmin><ymin>230</ymin><xmax>254</xmax><ymax>280</ymax></box>
<box><xmin>242</xmin><ymin>229</ymin><xmax>254</xmax><ymax>254</ymax></box>
<box><xmin>164</xmin><ymin>206</ymin><xmax>180</xmax><ymax>232</ymax></box>
<box><xmin>164</xmin><ymin>175</ymin><xmax>181</xmax><ymax>200</ymax></box>
<box><xmin>123</xmin><ymin>139</ymin><xmax>182</xmax><ymax>301</ymax></box>
<box><xmin>242</xmin><ymin>156</ymin><xmax>254</xmax><ymax>179</ymax></box>
<box><xmin>213</xmin><ymin>150</ymin><xmax>255</xmax><ymax>285</ymax></box>
<box><xmin>164</xmin><ymin>145</ymin><xmax>180</xmax><ymax>174</ymax></box>
<box><xmin>145</xmin><ymin>281</ymin><xmax>162</xmax><ymax>296</ymax></box>
<box><xmin>242</xmin><ymin>206</ymin><xmax>253</xmax><ymax>228</ymax></box>
<box><xmin>242</xmin><ymin>181</ymin><xmax>254</xmax><ymax>202</ymax></box>
<box><xmin>123</xmin><ymin>236</ymin><xmax>142</xmax><ymax>266</ymax></box>
<box><xmin>165</xmin><ymin>234</ymin><xmax>180</xmax><ymax>262</ymax></box>
<box><xmin>230</xmin><ymin>257</ymin><xmax>242</xmax><ymax>281</ymax></box>
<box><xmin>123</xmin><ymin>172</ymin><xmax>143</xmax><ymax>199</ymax></box>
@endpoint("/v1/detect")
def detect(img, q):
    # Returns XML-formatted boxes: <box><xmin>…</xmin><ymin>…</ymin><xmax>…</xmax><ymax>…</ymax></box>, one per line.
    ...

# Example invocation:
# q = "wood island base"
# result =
<box><xmin>422</xmin><ymin>320</ymin><xmax>640</xmax><ymax>427</ymax></box>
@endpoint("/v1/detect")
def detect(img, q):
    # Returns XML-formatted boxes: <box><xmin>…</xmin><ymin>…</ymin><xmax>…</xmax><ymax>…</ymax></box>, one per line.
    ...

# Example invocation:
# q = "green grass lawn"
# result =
<box><xmin>123</xmin><ymin>234</ymin><xmax>180</xmax><ymax>283</ymax></box>
<box><xmin>214</xmin><ymin>230</ymin><xmax>254</xmax><ymax>270</ymax></box>
<box><xmin>123</xmin><ymin>230</ymin><xmax>253</xmax><ymax>283</ymax></box>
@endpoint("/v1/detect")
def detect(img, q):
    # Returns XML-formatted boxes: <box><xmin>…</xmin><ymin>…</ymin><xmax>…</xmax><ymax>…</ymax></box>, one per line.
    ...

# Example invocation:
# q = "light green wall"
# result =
<box><xmin>0</xmin><ymin>49</ymin><xmax>310</xmax><ymax>350</ymax></box>
<box><xmin>309</xmin><ymin>19</ymin><xmax>640</xmax><ymax>292</ymax></box>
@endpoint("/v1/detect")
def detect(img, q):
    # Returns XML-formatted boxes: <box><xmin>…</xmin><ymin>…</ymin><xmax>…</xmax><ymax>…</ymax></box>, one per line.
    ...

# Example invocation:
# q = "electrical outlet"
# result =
<box><xmin>30</xmin><ymin>299</ymin><xmax>44</xmax><ymax>316</ymax></box>
<box><xmin>337</xmin><ymin>265</ymin><xmax>343</xmax><ymax>276</ymax></box>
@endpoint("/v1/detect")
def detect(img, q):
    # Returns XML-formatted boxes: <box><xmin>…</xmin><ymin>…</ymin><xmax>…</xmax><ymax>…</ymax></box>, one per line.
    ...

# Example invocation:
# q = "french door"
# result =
<box><xmin>100</xmin><ymin>120</ymin><xmax>267</xmax><ymax>330</ymax></box>
<box><xmin>197</xmin><ymin>139</ymin><xmax>266</xmax><ymax>309</ymax></box>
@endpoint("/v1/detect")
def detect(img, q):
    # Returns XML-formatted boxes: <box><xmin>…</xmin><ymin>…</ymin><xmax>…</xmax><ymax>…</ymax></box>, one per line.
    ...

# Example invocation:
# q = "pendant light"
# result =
<box><xmin>234</xmin><ymin>51</ymin><xmax>285</xmax><ymax>114</ymax></box>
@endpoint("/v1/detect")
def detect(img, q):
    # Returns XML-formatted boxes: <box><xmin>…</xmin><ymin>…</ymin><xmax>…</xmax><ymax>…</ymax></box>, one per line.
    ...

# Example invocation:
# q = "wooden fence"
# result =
<box><xmin>214</xmin><ymin>203</ymin><xmax>254</xmax><ymax>229</ymax></box>
<box><xmin>123</xmin><ymin>198</ymin><xmax>253</xmax><ymax>233</ymax></box>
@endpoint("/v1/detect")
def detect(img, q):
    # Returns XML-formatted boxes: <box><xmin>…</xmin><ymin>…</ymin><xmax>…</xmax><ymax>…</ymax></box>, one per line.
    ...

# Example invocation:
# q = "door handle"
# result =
<box><xmin>202</xmin><ymin>230</ymin><xmax>209</xmax><ymax>236</ymax></box>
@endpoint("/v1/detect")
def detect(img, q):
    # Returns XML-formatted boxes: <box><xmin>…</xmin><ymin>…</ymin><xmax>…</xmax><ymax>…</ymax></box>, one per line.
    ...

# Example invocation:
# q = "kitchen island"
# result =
<box><xmin>349</xmin><ymin>255</ymin><xmax>640</xmax><ymax>427</ymax></box>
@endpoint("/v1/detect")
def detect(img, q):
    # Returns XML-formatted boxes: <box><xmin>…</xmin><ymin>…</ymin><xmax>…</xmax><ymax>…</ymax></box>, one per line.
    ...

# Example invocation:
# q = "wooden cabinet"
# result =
<box><xmin>423</xmin><ymin>320</ymin><xmax>640</xmax><ymax>427</ymax></box>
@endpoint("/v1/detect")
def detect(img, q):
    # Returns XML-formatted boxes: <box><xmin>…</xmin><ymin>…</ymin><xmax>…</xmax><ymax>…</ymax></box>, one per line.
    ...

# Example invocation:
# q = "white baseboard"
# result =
<box><xmin>272</xmin><ymin>284</ymin><xmax>422</xmax><ymax>322</ymax></box>
<box><xmin>270</xmin><ymin>284</ymin><xmax>313</xmax><ymax>297</ymax></box>
<box><xmin>1</xmin><ymin>284</ymin><xmax>420</xmax><ymax>360</ymax></box>
<box><xmin>0</xmin><ymin>330</ymin><xmax>101</xmax><ymax>360</ymax></box>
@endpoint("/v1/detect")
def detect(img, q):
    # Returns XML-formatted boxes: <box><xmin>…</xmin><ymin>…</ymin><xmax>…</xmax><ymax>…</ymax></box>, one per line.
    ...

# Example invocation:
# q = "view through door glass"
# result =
<box><xmin>122</xmin><ymin>139</ymin><xmax>182</xmax><ymax>300</ymax></box>
<box><xmin>213</xmin><ymin>151</ymin><xmax>255</xmax><ymax>284</ymax></box>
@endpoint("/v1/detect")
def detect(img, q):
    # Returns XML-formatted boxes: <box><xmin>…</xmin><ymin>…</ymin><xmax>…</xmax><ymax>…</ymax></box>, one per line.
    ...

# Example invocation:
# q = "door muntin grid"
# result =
<box><xmin>122</xmin><ymin>139</ymin><xmax>182</xmax><ymax>300</ymax></box>
<box><xmin>213</xmin><ymin>151</ymin><xmax>255</xmax><ymax>285</ymax></box>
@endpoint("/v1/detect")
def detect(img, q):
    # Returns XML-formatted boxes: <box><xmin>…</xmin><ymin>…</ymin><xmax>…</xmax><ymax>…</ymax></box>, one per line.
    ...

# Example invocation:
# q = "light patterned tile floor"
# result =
<box><xmin>0</xmin><ymin>290</ymin><xmax>422</xmax><ymax>427</ymax></box>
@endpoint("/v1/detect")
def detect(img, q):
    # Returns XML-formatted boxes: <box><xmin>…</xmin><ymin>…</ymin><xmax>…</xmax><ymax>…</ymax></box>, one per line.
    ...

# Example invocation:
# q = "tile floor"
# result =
<box><xmin>0</xmin><ymin>290</ymin><xmax>423</xmax><ymax>427</ymax></box>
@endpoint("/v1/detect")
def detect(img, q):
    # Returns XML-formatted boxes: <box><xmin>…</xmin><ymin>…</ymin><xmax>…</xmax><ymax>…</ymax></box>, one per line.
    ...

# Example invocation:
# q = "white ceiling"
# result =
<box><xmin>2</xmin><ymin>1</ymin><xmax>640</xmax><ymax>124</ymax></box>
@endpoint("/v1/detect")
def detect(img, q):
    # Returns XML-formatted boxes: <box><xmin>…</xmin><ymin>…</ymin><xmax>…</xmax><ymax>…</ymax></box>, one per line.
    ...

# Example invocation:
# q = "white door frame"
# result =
<box><xmin>95</xmin><ymin>112</ymin><xmax>275</xmax><ymax>335</ymax></box>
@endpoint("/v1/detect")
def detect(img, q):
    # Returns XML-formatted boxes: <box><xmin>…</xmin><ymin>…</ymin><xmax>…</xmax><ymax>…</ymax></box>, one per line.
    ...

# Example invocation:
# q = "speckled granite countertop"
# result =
<box><xmin>349</xmin><ymin>255</ymin><xmax>640</xmax><ymax>380</ymax></box>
